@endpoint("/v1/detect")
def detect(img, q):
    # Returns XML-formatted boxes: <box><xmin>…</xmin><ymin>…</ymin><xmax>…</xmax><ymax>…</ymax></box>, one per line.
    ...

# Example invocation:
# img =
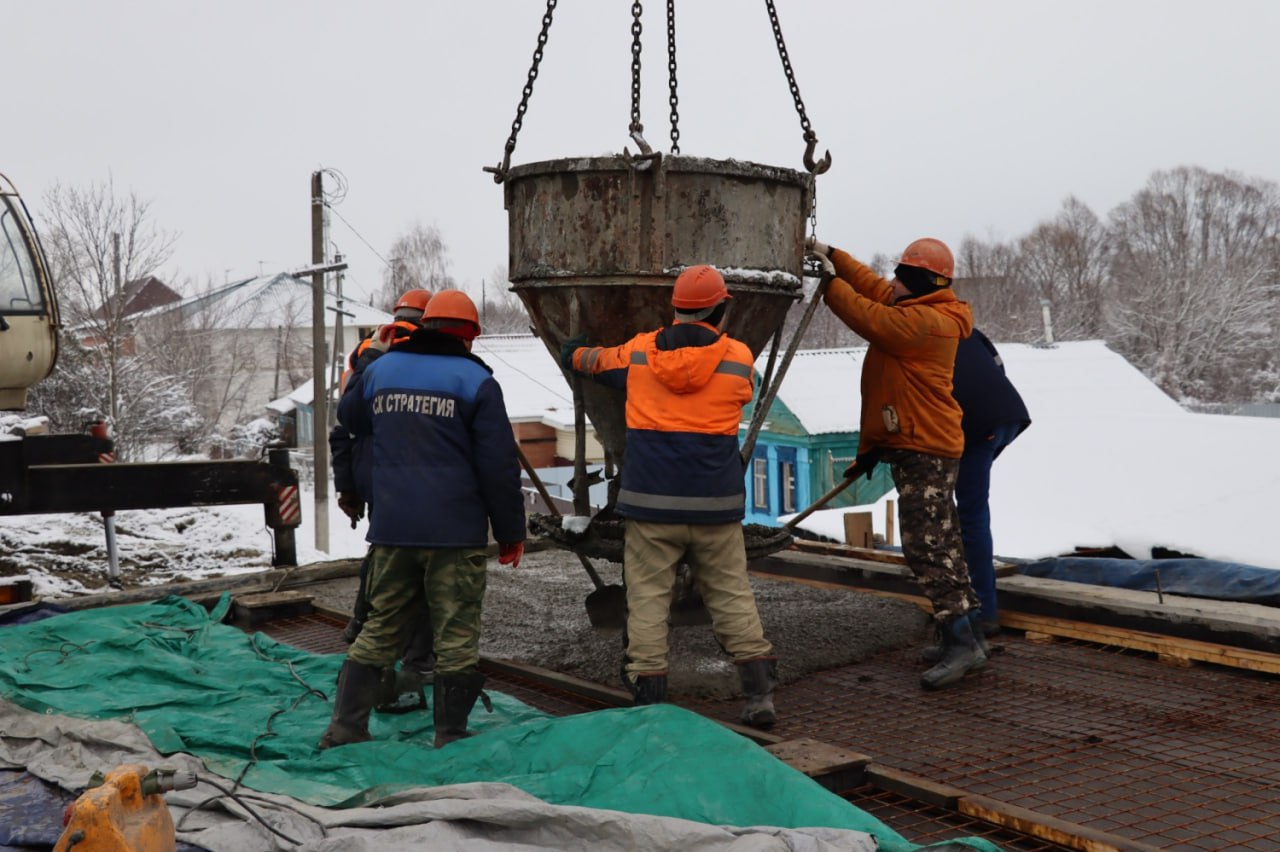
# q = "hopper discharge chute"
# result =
<box><xmin>488</xmin><ymin>1</ymin><xmax>833</xmax><ymax>600</ymax></box>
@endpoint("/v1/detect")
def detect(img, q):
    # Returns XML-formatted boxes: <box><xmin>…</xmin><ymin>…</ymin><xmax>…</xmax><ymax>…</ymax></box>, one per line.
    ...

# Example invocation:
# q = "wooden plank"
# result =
<box><xmin>765</xmin><ymin>738</ymin><xmax>870</xmax><ymax>792</ymax></box>
<box><xmin>790</xmin><ymin>539</ymin><xmax>908</xmax><ymax>565</ymax></box>
<box><xmin>958</xmin><ymin>794</ymin><xmax>1164</xmax><ymax>852</ymax></box>
<box><xmin>1001</xmin><ymin>611</ymin><xmax>1280</xmax><ymax>676</ymax></box>
<box><xmin>479</xmin><ymin>656</ymin><xmax>784</xmax><ymax>745</ymax></box>
<box><xmin>842</xmin><ymin>512</ymin><xmax>874</xmax><ymax>549</ymax></box>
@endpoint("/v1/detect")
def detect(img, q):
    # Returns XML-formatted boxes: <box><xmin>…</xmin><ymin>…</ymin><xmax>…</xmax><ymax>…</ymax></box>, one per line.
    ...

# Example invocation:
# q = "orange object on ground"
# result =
<box><xmin>55</xmin><ymin>764</ymin><xmax>177</xmax><ymax>852</ymax></box>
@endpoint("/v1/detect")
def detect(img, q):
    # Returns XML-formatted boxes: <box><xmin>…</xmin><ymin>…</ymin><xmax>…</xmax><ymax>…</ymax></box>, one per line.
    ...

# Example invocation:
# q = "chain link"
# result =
<box><xmin>764</xmin><ymin>0</ymin><xmax>830</xmax><ymax>174</ymax></box>
<box><xmin>487</xmin><ymin>0</ymin><xmax>558</xmax><ymax>181</ymax></box>
<box><xmin>630</xmin><ymin>1</ymin><xmax>644</xmax><ymax>135</ymax></box>
<box><xmin>666</xmin><ymin>0</ymin><xmax>680</xmax><ymax>154</ymax></box>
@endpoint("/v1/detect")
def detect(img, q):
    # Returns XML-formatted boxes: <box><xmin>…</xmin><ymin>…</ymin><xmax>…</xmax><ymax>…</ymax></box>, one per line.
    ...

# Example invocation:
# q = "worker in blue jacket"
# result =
<box><xmin>319</xmin><ymin>290</ymin><xmax>526</xmax><ymax>750</ymax></box>
<box><xmin>950</xmin><ymin>328</ymin><xmax>1031</xmax><ymax>634</ymax></box>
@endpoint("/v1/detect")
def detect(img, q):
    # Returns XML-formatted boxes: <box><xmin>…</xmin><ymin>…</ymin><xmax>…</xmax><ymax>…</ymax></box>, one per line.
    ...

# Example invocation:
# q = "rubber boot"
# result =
<box><xmin>920</xmin><ymin>611</ymin><xmax>992</xmax><ymax>664</ymax></box>
<box><xmin>375</xmin><ymin>666</ymin><xmax>430</xmax><ymax>714</ymax></box>
<box><xmin>737</xmin><ymin>658</ymin><xmax>778</xmax><ymax>729</ymax></box>
<box><xmin>433</xmin><ymin>671</ymin><xmax>492</xmax><ymax>748</ymax></box>
<box><xmin>921</xmin><ymin>614</ymin><xmax>988</xmax><ymax>691</ymax></box>
<box><xmin>318</xmin><ymin>660</ymin><xmax>385</xmax><ymax>749</ymax></box>
<box><xmin>630</xmin><ymin>673</ymin><xmax>668</xmax><ymax>706</ymax></box>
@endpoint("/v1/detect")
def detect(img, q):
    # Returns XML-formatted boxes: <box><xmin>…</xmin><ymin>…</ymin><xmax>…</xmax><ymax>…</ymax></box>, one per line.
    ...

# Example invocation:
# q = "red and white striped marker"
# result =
<box><xmin>276</xmin><ymin>485</ymin><xmax>301</xmax><ymax>526</ymax></box>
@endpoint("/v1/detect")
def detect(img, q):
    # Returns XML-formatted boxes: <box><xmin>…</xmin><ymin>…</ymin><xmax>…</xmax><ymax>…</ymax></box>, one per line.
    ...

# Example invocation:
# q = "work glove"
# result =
<box><xmin>498</xmin><ymin>541</ymin><xmax>524</xmax><ymax>569</ymax></box>
<box><xmin>805</xmin><ymin>235</ymin><xmax>832</xmax><ymax>256</ymax></box>
<box><xmin>807</xmin><ymin>250</ymin><xmax>836</xmax><ymax>282</ymax></box>
<box><xmin>560</xmin><ymin>333</ymin><xmax>588</xmax><ymax>371</ymax></box>
<box><xmin>843</xmin><ymin>449</ymin><xmax>880</xmax><ymax>481</ymax></box>
<box><xmin>367</xmin><ymin>324</ymin><xmax>397</xmax><ymax>354</ymax></box>
<box><xmin>337</xmin><ymin>491</ymin><xmax>365</xmax><ymax>527</ymax></box>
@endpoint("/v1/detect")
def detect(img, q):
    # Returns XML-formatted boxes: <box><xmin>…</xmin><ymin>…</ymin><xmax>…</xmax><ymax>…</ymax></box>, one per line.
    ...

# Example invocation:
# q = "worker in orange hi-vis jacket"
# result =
<box><xmin>807</xmin><ymin>235</ymin><xmax>985</xmax><ymax>691</ymax></box>
<box><xmin>562</xmin><ymin>265</ymin><xmax>779</xmax><ymax>729</ymax></box>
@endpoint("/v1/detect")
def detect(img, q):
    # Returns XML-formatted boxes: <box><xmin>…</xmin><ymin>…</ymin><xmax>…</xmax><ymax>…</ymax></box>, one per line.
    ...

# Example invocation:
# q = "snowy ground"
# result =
<box><xmin>0</xmin><ymin>487</ymin><xmax>369</xmax><ymax>599</ymax></box>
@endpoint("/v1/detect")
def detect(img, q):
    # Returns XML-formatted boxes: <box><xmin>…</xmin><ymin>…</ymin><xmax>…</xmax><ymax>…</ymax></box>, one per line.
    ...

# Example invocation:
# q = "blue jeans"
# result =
<box><xmin>955</xmin><ymin>422</ymin><xmax>1022</xmax><ymax>621</ymax></box>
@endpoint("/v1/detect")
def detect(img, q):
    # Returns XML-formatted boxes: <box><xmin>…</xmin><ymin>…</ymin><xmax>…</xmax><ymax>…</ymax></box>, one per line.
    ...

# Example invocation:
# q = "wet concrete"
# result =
<box><xmin>303</xmin><ymin>547</ymin><xmax>930</xmax><ymax>701</ymax></box>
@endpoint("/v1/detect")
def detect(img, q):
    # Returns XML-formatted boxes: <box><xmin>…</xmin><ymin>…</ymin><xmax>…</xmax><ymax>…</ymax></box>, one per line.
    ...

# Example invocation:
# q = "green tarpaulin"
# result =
<box><xmin>0</xmin><ymin>596</ymin><xmax>997</xmax><ymax>851</ymax></box>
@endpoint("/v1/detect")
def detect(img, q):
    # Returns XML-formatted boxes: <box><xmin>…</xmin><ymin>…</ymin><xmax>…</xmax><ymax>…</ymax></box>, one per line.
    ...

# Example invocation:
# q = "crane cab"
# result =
<box><xmin>0</xmin><ymin>172</ymin><xmax>59</xmax><ymax>411</ymax></box>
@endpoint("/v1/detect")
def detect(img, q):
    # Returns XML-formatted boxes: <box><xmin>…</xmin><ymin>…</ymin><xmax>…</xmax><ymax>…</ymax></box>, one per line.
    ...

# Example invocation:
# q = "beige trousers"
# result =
<box><xmin>623</xmin><ymin>519</ymin><xmax>773</xmax><ymax>678</ymax></box>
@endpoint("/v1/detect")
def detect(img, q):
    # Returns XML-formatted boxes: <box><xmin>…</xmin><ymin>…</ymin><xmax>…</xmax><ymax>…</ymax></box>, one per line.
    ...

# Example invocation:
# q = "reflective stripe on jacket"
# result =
<box><xmin>572</xmin><ymin>322</ymin><xmax>753</xmax><ymax>524</ymax></box>
<box><xmin>823</xmin><ymin>248</ymin><xmax>974</xmax><ymax>459</ymax></box>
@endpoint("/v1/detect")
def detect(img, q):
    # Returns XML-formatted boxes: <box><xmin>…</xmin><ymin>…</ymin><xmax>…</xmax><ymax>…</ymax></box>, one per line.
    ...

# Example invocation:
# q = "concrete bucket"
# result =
<box><xmin>504</xmin><ymin>154</ymin><xmax>812</xmax><ymax>460</ymax></box>
<box><xmin>503</xmin><ymin>155</ymin><xmax>810</xmax><ymax>570</ymax></box>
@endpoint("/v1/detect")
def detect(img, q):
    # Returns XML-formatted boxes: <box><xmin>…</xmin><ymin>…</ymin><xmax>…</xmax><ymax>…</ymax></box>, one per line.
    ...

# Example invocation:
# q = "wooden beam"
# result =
<box><xmin>1001</xmin><ymin>611</ymin><xmax>1280</xmax><ymax>676</ymax></box>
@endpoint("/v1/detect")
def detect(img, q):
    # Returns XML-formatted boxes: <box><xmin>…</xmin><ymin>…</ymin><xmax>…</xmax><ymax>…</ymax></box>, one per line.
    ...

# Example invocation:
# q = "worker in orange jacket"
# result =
<box><xmin>806</xmin><ymin>236</ymin><xmax>986</xmax><ymax>690</ymax></box>
<box><xmin>562</xmin><ymin>265</ymin><xmax>779</xmax><ymax>728</ymax></box>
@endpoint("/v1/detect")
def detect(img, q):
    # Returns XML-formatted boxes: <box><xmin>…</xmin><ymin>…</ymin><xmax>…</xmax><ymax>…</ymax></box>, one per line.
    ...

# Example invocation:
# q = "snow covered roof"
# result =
<box><xmin>473</xmin><ymin>335</ymin><xmax>576</xmax><ymax>429</ymax></box>
<box><xmin>269</xmin><ymin>335</ymin><xmax>579</xmax><ymax>429</ymax></box>
<box><xmin>135</xmin><ymin>273</ymin><xmax>392</xmax><ymax>330</ymax></box>
<box><xmin>757</xmin><ymin>339</ymin><xmax>1182</xmax><ymax>436</ymax></box>
<box><xmin>782</xmin><ymin>339</ymin><xmax>1280</xmax><ymax>570</ymax></box>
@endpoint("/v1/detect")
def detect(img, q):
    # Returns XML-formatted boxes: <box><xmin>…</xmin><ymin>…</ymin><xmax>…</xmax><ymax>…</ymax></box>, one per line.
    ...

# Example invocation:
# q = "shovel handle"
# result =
<box><xmin>780</xmin><ymin>461</ymin><xmax>864</xmax><ymax>533</ymax></box>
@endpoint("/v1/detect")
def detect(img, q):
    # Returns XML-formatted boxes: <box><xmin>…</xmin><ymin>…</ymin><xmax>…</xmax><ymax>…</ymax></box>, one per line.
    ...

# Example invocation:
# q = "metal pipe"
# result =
<box><xmin>741</xmin><ymin>277</ymin><xmax>830</xmax><ymax>463</ymax></box>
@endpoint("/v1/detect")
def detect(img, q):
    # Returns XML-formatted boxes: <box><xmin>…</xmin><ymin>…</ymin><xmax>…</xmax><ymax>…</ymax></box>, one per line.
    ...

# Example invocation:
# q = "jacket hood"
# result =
<box><xmin>645</xmin><ymin>329</ymin><xmax>734</xmax><ymax>395</ymax></box>
<box><xmin>899</xmin><ymin>288</ymin><xmax>974</xmax><ymax>337</ymax></box>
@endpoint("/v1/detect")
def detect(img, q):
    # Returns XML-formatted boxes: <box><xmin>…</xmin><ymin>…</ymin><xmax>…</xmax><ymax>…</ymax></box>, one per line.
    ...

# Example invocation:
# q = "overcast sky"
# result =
<box><xmin>9</xmin><ymin>1</ymin><xmax>1279</xmax><ymax>304</ymax></box>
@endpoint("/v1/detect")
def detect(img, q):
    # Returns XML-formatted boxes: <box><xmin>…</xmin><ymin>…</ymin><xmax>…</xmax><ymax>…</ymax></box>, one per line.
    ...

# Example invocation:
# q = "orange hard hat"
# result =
<box><xmin>671</xmin><ymin>265</ymin><xmax>731</xmax><ymax>310</ymax></box>
<box><xmin>394</xmin><ymin>288</ymin><xmax>432</xmax><ymax>314</ymax></box>
<box><xmin>898</xmin><ymin>238</ymin><xmax>955</xmax><ymax>280</ymax></box>
<box><xmin>423</xmin><ymin>289</ymin><xmax>481</xmax><ymax>338</ymax></box>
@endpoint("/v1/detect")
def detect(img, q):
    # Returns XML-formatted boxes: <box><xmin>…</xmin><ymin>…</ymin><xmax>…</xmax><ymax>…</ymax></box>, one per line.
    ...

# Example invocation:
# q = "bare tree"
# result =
<box><xmin>952</xmin><ymin>235</ymin><xmax>1038</xmax><ymax>342</ymax></box>
<box><xmin>376</xmin><ymin>222</ymin><xmax>455</xmax><ymax>311</ymax></box>
<box><xmin>1106</xmin><ymin>167</ymin><xmax>1280</xmax><ymax>401</ymax></box>
<box><xmin>1017</xmin><ymin>197</ymin><xmax>1109</xmax><ymax>340</ymax></box>
<box><xmin>478</xmin><ymin>263</ymin><xmax>535</xmax><ymax>335</ymax></box>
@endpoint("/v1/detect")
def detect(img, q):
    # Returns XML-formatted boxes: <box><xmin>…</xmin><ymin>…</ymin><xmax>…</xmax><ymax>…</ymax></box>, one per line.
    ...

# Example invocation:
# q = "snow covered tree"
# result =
<box><xmin>39</xmin><ymin>179</ymin><xmax>180</xmax><ymax>437</ymax></box>
<box><xmin>1106</xmin><ymin>167</ymin><xmax>1280</xmax><ymax>401</ymax></box>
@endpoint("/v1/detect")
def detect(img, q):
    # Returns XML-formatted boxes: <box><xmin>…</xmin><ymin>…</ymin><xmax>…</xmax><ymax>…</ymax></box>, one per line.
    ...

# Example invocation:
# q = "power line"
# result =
<box><xmin>325</xmin><ymin>204</ymin><xmax>392</xmax><ymax>268</ymax></box>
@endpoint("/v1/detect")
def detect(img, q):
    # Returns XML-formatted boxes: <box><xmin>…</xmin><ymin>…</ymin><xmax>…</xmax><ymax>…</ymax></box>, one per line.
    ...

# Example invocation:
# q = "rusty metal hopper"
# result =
<box><xmin>503</xmin><ymin>155</ymin><xmax>811</xmax><ymax>460</ymax></box>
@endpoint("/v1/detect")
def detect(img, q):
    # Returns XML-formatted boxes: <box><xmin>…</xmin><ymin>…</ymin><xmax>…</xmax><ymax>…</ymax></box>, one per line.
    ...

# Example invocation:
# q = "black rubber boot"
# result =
<box><xmin>375</xmin><ymin>666</ymin><xmax>431</xmax><ymax>714</ymax></box>
<box><xmin>921</xmin><ymin>614</ymin><xmax>988</xmax><ymax>691</ymax></box>
<box><xmin>737</xmin><ymin>658</ymin><xmax>778</xmax><ymax>729</ymax></box>
<box><xmin>318</xmin><ymin>660</ymin><xmax>385</xmax><ymax>749</ymax></box>
<box><xmin>433</xmin><ymin>671</ymin><xmax>492</xmax><ymax>748</ymax></box>
<box><xmin>630</xmin><ymin>673</ymin><xmax>668</xmax><ymax>706</ymax></box>
<box><xmin>920</xmin><ymin>612</ymin><xmax>992</xmax><ymax>664</ymax></box>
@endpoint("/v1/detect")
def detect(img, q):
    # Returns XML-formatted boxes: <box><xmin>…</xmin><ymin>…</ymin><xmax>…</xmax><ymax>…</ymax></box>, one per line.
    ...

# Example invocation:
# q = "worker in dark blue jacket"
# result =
<box><xmin>950</xmin><ymin>328</ymin><xmax>1031</xmax><ymax>634</ymax></box>
<box><xmin>319</xmin><ymin>290</ymin><xmax>526</xmax><ymax>750</ymax></box>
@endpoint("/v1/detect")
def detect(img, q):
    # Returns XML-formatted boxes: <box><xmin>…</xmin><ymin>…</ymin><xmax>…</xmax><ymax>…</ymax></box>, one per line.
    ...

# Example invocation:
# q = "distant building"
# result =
<box><xmin>135</xmin><ymin>273</ymin><xmax>391</xmax><ymax>434</ymax></box>
<box><xmin>742</xmin><ymin>348</ymin><xmax>896</xmax><ymax>526</ymax></box>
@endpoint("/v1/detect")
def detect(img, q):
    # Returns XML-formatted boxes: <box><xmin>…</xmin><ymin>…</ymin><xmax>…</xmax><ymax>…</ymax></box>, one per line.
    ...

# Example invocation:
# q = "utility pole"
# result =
<box><xmin>310</xmin><ymin>171</ymin><xmax>330</xmax><ymax>552</ymax></box>
<box><xmin>328</xmin><ymin>252</ymin><xmax>346</xmax><ymax>430</ymax></box>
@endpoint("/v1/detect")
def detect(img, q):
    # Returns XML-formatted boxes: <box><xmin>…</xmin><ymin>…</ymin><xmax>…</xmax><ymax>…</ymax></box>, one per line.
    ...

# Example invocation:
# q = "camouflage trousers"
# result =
<box><xmin>886</xmin><ymin>450</ymin><xmax>974</xmax><ymax>623</ymax></box>
<box><xmin>348</xmin><ymin>545</ymin><xmax>486</xmax><ymax>675</ymax></box>
<box><xmin>622</xmin><ymin>520</ymin><xmax>773</xmax><ymax>679</ymax></box>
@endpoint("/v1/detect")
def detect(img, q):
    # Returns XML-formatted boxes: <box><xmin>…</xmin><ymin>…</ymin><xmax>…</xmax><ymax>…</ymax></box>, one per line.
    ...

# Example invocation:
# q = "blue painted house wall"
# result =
<box><xmin>740</xmin><ymin>393</ymin><xmax>895</xmax><ymax>527</ymax></box>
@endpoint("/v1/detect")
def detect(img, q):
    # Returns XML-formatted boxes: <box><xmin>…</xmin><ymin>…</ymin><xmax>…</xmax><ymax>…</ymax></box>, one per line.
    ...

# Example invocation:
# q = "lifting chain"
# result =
<box><xmin>764</xmin><ymin>0</ymin><xmax>831</xmax><ymax>175</ymax></box>
<box><xmin>666</xmin><ymin>0</ymin><xmax>680</xmax><ymax>155</ymax></box>
<box><xmin>628</xmin><ymin>0</ymin><xmax>650</xmax><ymax>152</ymax></box>
<box><xmin>485</xmin><ymin>0</ymin><xmax>558</xmax><ymax>183</ymax></box>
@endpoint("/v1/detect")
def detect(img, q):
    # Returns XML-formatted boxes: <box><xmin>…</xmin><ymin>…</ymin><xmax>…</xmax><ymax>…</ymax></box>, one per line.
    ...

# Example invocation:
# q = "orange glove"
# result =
<box><xmin>498</xmin><ymin>541</ymin><xmax>524</xmax><ymax>569</ymax></box>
